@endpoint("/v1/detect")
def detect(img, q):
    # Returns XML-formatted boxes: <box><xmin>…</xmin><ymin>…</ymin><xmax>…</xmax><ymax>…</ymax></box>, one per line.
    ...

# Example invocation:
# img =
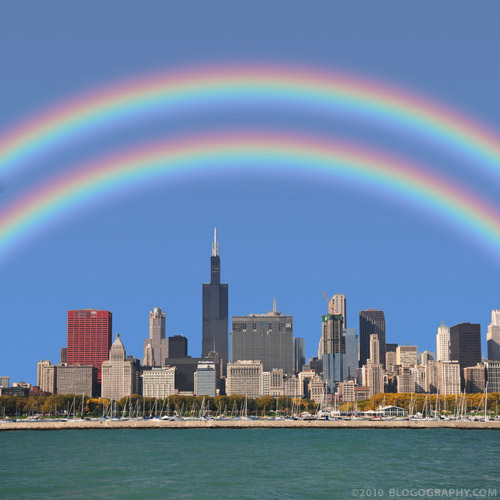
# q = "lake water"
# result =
<box><xmin>1</xmin><ymin>429</ymin><xmax>499</xmax><ymax>499</ymax></box>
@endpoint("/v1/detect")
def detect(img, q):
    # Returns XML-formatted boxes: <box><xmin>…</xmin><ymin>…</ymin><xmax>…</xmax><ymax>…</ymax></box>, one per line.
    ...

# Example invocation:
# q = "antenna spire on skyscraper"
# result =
<box><xmin>212</xmin><ymin>227</ymin><xmax>219</xmax><ymax>257</ymax></box>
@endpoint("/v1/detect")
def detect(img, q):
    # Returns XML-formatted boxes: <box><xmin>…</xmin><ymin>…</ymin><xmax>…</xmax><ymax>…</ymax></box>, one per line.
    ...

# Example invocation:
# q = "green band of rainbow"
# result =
<box><xmin>1</xmin><ymin>64</ymin><xmax>500</xmax><ymax>179</ymax></box>
<box><xmin>1</xmin><ymin>132</ymin><xmax>500</xmax><ymax>262</ymax></box>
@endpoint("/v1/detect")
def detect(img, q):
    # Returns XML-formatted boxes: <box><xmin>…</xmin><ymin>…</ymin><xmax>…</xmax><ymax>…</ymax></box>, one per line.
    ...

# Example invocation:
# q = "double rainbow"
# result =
<box><xmin>1</xmin><ymin>64</ymin><xmax>500</xmax><ymax>262</ymax></box>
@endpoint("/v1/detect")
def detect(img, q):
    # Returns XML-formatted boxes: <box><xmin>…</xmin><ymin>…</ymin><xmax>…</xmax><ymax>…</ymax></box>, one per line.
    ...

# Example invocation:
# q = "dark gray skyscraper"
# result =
<box><xmin>359</xmin><ymin>309</ymin><xmax>386</xmax><ymax>368</ymax></box>
<box><xmin>202</xmin><ymin>228</ymin><xmax>229</xmax><ymax>366</ymax></box>
<box><xmin>231</xmin><ymin>300</ymin><xmax>293</xmax><ymax>374</ymax></box>
<box><xmin>450</xmin><ymin>322</ymin><xmax>481</xmax><ymax>387</ymax></box>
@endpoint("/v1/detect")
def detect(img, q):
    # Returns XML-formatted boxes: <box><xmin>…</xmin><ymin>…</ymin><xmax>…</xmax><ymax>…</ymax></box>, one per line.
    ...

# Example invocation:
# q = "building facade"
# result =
<box><xmin>101</xmin><ymin>334</ymin><xmax>137</xmax><ymax>401</ymax></box>
<box><xmin>67</xmin><ymin>309</ymin><xmax>112</xmax><ymax>383</ymax></box>
<box><xmin>56</xmin><ymin>364</ymin><xmax>97</xmax><ymax>396</ymax></box>
<box><xmin>226</xmin><ymin>360</ymin><xmax>263</xmax><ymax>398</ymax></box>
<box><xmin>396</xmin><ymin>345</ymin><xmax>418</xmax><ymax>367</ymax></box>
<box><xmin>142</xmin><ymin>367</ymin><xmax>176</xmax><ymax>398</ymax></box>
<box><xmin>437</xmin><ymin>361</ymin><xmax>461</xmax><ymax>395</ymax></box>
<box><xmin>231</xmin><ymin>302</ymin><xmax>293</xmax><ymax>374</ymax></box>
<box><xmin>38</xmin><ymin>362</ymin><xmax>57</xmax><ymax>394</ymax></box>
<box><xmin>464</xmin><ymin>363</ymin><xmax>486</xmax><ymax>393</ymax></box>
<box><xmin>194</xmin><ymin>361</ymin><xmax>216</xmax><ymax>397</ymax></box>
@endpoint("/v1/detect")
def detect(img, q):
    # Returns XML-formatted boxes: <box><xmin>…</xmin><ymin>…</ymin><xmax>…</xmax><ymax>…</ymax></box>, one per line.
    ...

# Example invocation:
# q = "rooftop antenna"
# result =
<box><xmin>212</xmin><ymin>227</ymin><xmax>219</xmax><ymax>257</ymax></box>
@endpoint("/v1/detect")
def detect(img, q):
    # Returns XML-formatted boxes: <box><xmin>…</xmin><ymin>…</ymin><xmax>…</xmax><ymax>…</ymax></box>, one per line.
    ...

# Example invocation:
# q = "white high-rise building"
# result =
<box><xmin>101</xmin><ymin>334</ymin><xmax>136</xmax><ymax>401</ymax></box>
<box><xmin>437</xmin><ymin>361</ymin><xmax>460</xmax><ymax>395</ymax></box>
<box><xmin>487</xmin><ymin>309</ymin><xmax>500</xmax><ymax>361</ymax></box>
<box><xmin>436</xmin><ymin>322</ymin><xmax>450</xmax><ymax>362</ymax></box>
<box><xmin>142</xmin><ymin>367</ymin><xmax>176</xmax><ymax>398</ymax></box>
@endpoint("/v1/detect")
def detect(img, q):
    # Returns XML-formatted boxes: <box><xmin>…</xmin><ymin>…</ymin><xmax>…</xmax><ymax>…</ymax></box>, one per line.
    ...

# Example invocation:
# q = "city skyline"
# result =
<box><xmin>1</xmin><ymin>229</ymin><xmax>500</xmax><ymax>383</ymax></box>
<box><xmin>4</xmin><ymin>231</ymin><xmax>498</xmax><ymax>387</ymax></box>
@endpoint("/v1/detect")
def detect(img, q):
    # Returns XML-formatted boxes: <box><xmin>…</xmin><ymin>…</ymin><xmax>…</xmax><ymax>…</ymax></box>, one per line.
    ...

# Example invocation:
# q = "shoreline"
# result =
<box><xmin>2</xmin><ymin>419</ymin><xmax>500</xmax><ymax>431</ymax></box>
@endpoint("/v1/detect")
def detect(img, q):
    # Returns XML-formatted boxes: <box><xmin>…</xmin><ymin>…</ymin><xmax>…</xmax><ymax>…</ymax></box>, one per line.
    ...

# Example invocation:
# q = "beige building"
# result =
<box><xmin>339</xmin><ymin>380</ymin><xmax>355</xmax><ymax>402</ymax></box>
<box><xmin>37</xmin><ymin>360</ymin><xmax>51</xmax><ymax>388</ymax></box>
<box><xmin>142</xmin><ymin>367</ymin><xmax>176</xmax><ymax>398</ymax></box>
<box><xmin>425</xmin><ymin>361</ymin><xmax>438</xmax><ymax>393</ymax></box>
<box><xmin>410</xmin><ymin>366</ymin><xmax>426</xmax><ymax>393</ymax></box>
<box><xmin>464</xmin><ymin>363</ymin><xmax>486</xmax><ymax>393</ymax></box>
<box><xmin>397</xmin><ymin>367</ymin><xmax>412</xmax><ymax>393</ymax></box>
<box><xmin>366</xmin><ymin>334</ymin><xmax>384</xmax><ymax>396</ymax></box>
<box><xmin>56</xmin><ymin>364</ymin><xmax>97</xmax><ymax>396</ymax></box>
<box><xmin>386</xmin><ymin>351</ymin><xmax>397</xmax><ymax>371</ymax></box>
<box><xmin>37</xmin><ymin>360</ymin><xmax>57</xmax><ymax>394</ymax></box>
<box><xmin>283</xmin><ymin>375</ymin><xmax>300</xmax><ymax>397</ymax></box>
<box><xmin>226</xmin><ymin>360</ymin><xmax>263</xmax><ymax>398</ymax></box>
<box><xmin>262</xmin><ymin>371</ymin><xmax>270</xmax><ymax>395</ymax></box>
<box><xmin>354</xmin><ymin>386</ymin><xmax>370</xmax><ymax>400</ymax></box>
<box><xmin>437</xmin><ymin>361</ymin><xmax>460</xmax><ymax>395</ymax></box>
<box><xmin>269</xmin><ymin>368</ymin><xmax>284</xmax><ymax>396</ymax></box>
<box><xmin>396</xmin><ymin>345</ymin><xmax>418</xmax><ymax>367</ymax></box>
<box><xmin>101</xmin><ymin>334</ymin><xmax>136</xmax><ymax>401</ymax></box>
<box><xmin>39</xmin><ymin>363</ymin><xmax>57</xmax><ymax>394</ymax></box>
<box><xmin>308</xmin><ymin>375</ymin><xmax>324</xmax><ymax>404</ymax></box>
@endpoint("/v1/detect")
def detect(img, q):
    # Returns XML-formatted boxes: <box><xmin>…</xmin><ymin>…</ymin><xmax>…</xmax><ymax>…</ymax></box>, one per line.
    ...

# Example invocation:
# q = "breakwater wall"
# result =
<box><xmin>2</xmin><ymin>419</ymin><xmax>500</xmax><ymax>431</ymax></box>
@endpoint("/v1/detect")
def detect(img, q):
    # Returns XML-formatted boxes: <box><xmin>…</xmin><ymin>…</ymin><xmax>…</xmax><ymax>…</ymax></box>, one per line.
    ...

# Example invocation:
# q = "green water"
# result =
<box><xmin>1</xmin><ymin>429</ymin><xmax>499</xmax><ymax>499</ymax></box>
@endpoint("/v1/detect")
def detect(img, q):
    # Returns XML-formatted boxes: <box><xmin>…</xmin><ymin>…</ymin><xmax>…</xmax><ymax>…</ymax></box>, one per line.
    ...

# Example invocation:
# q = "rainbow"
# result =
<box><xmin>1</xmin><ymin>131</ymin><xmax>500</xmax><ymax>262</ymax></box>
<box><xmin>1</xmin><ymin>64</ymin><xmax>500</xmax><ymax>179</ymax></box>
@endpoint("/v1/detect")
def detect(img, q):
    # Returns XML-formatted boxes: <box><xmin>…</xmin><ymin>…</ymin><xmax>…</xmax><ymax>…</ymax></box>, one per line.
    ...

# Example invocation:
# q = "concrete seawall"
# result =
<box><xmin>2</xmin><ymin>419</ymin><xmax>500</xmax><ymax>431</ymax></box>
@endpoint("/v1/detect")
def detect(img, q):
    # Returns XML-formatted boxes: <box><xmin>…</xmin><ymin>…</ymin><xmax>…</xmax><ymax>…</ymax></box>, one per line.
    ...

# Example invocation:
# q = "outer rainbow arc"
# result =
<box><xmin>1</xmin><ymin>132</ymin><xmax>500</xmax><ymax>262</ymax></box>
<box><xmin>0</xmin><ymin>64</ymin><xmax>500</xmax><ymax>177</ymax></box>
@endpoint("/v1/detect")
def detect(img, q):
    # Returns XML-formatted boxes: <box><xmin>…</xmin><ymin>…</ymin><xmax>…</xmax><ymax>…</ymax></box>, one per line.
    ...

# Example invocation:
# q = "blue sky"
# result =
<box><xmin>1</xmin><ymin>2</ymin><xmax>500</xmax><ymax>383</ymax></box>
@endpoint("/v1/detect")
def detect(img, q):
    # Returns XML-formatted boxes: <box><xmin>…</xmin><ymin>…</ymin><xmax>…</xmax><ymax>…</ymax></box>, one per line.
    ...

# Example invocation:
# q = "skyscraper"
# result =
<box><xmin>366</xmin><ymin>334</ymin><xmax>384</xmax><ymax>396</ymax></box>
<box><xmin>320</xmin><ymin>314</ymin><xmax>344</xmax><ymax>357</ymax></box>
<box><xmin>67</xmin><ymin>309</ymin><xmax>112</xmax><ymax>383</ymax></box>
<box><xmin>359</xmin><ymin>309</ymin><xmax>386</xmax><ymax>368</ymax></box>
<box><xmin>450</xmin><ymin>322</ymin><xmax>481</xmax><ymax>388</ymax></box>
<box><xmin>231</xmin><ymin>300</ymin><xmax>294</xmax><ymax>374</ymax></box>
<box><xmin>202</xmin><ymin>228</ymin><xmax>229</xmax><ymax>365</ymax></box>
<box><xmin>436</xmin><ymin>322</ymin><xmax>450</xmax><ymax>362</ymax></box>
<box><xmin>143</xmin><ymin>307</ymin><xmax>168</xmax><ymax>367</ymax></box>
<box><xmin>487</xmin><ymin>310</ymin><xmax>500</xmax><ymax>360</ymax></box>
<box><xmin>294</xmin><ymin>337</ymin><xmax>306</xmax><ymax>374</ymax></box>
<box><xmin>343</xmin><ymin>328</ymin><xmax>359</xmax><ymax>380</ymax></box>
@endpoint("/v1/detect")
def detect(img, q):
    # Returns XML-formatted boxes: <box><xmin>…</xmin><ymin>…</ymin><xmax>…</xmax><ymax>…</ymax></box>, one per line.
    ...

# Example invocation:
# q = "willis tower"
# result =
<box><xmin>202</xmin><ymin>228</ymin><xmax>228</xmax><ymax>366</ymax></box>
